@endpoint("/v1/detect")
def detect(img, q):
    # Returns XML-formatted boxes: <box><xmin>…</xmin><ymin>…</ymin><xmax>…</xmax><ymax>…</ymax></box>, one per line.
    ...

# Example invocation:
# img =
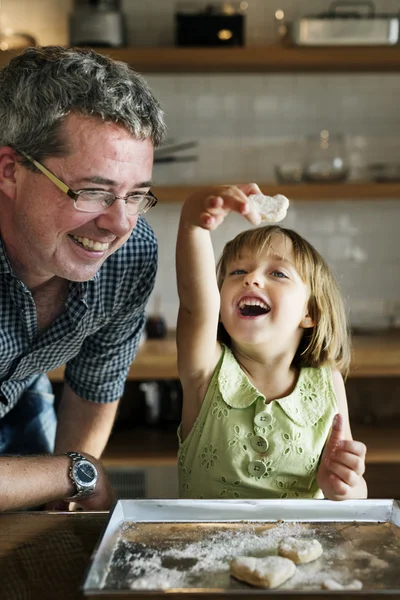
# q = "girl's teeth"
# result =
<box><xmin>239</xmin><ymin>299</ymin><xmax>268</xmax><ymax>309</ymax></box>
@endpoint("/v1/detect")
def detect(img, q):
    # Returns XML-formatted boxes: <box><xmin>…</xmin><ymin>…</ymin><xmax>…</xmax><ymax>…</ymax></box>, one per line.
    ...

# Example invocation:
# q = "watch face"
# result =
<box><xmin>73</xmin><ymin>460</ymin><xmax>98</xmax><ymax>489</ymax></box>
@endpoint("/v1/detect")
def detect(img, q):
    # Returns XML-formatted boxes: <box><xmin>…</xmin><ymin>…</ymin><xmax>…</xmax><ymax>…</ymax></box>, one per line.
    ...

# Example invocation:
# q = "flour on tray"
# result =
<box><xmin>101</xmin><ymin>520</ymin><xmax>399</xmax><ymax>592</ymax></box>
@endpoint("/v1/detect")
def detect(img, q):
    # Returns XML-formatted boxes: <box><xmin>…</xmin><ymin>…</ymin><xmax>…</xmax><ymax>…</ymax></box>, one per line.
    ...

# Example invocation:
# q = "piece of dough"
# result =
<box><xmin>230</xmin><ymin>555</ymin><xmax>296</xmax><ymax>589</ymax></box>
<box><xmin>248</xmin><ymin>193</ymin><xmax>289</xmax><ymax>223</ymax></box>
<box><xmin>278</xmin><ymin>536</ymin><xmax>323</xmax><ymax>564</ymax></box>
<box><xmin>322</xmin><ymin>578</ymin><xmax>363</xmax><ymax>591</ymax></box>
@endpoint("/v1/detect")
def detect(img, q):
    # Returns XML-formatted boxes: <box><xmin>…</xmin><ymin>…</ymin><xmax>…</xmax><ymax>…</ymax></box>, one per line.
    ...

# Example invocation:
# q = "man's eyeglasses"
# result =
<box><xmin>19</xmin><ymin>151</ymin><xmax>158</xmax><ymax>216</ymax></box>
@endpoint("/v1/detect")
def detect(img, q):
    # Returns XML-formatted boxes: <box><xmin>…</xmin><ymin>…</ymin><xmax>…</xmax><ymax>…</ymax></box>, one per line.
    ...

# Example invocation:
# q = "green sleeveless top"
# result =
<box><xmin>178</xmin><ymin>344</ymin><xmax>337</xmax><ymax>499</ymax></box>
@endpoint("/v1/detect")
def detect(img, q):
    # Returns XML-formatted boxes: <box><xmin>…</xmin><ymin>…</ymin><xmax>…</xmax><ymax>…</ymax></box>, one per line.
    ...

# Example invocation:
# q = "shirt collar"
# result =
<box><xmin>0</xmin><ymin>236</ymin><xmax>14</xmax><ymax>275</ymax></box>
<box><xmin>218</xmin><ymin>344</ymin><xmax>328</xmax><ymax>426</ymax></box>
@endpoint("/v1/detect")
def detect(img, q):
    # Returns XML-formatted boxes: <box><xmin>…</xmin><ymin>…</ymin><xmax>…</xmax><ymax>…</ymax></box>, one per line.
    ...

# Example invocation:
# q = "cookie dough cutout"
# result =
<box><xmin>322</xmin><ymin>578</ymin><xmax>363</xmax><ymax>591</ymax></box>
<box><xmin>278</xmin><ymin>537</ymin><xmax>323</xmax><ymax>564</ymax></box>
<box><xmin>230</xmin><ymin>555</ymin><xmax>296</xmax><ymax>589</ymax></box>
<box><xmin>248</xmin><ymin>193</ymin><xmax>289</xmax><ymax>223</ymax></box>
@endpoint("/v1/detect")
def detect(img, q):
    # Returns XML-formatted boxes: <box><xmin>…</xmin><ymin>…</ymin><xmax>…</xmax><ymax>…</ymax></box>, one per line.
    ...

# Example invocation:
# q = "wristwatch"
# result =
<box><xmin>64</xmin><ymin>451</ymin><xmax>98</xmax><ymax>499</ymax></box>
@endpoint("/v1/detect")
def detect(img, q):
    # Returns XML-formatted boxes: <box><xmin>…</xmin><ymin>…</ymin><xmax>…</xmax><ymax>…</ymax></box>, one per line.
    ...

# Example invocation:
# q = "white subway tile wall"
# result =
<box><xmin>145</xmin><ymin>200</ymin><xmax>400</xmax><ymax>329</ymax></box>
<box><xmin>2</xmin><ymin>0</ymin><xmax>400</xmax><ymax>328</ymax></box>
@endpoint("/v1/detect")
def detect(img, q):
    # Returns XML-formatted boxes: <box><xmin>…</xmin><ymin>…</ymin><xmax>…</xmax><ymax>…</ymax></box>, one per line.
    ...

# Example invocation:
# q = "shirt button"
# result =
<box><xmin>251</xmin><ymin>435</ymin><xmax>269</xmax><ymax>453</ymax></box>
<box><xmin>254</xmin><ymin>411</ymin><xmax>272</xmax><ymax>427</ymax></box>
<box><xmin>248</xmin><ymin>460</ymin><xmax>267</xmax><ymax>477</ymax></box>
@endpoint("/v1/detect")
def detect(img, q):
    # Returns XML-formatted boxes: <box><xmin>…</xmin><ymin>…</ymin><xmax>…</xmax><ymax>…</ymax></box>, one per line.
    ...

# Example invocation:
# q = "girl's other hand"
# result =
<box><xmin>317</xmin><ymin>413</ymin><xmax>367</xmax><ymax>500</ymax></box>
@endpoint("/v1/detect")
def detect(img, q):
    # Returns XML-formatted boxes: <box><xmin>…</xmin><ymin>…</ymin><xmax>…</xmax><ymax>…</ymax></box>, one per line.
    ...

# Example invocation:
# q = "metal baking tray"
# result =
<box><xmin>83</xmin><ymin>499</ymin><xmax>400</xmax><ymax>597</ymax></box>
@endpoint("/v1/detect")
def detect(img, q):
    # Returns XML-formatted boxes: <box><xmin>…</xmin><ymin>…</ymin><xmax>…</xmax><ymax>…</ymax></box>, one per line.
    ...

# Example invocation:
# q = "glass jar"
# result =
<box><xmin>302</xmin><ymin>131</ymin><xmax>349</xmax><ymax>182</ymax></box>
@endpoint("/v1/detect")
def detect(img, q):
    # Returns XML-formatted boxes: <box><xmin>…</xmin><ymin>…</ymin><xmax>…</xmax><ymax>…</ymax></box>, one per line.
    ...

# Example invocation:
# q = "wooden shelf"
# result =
<box><xmin>48</xmin><ymin>333</ymin><xmax>400</xmax><ymax>383</ymax></box>
<box><xmin>1</xmin><ymin>46</ymin><xmax>400</xmax><ymax>72</ymax></box>
<box><xmin>102</xmin><ymin>427</ymin><xmax>400</xmax><ymax>498</ymax></box>
<box><xmin>102</xmin><ymin>425</ymin><xmax>400</xmax><ymax>467</ymax></box>
<box><xmin>351</xmin><ymin>334</ymin><xmax>400</xmax><ymax>378</ymax></box>
<box><xmin>154</xmin><ymin>183</ymin><xmax>400</xmax><ymax>202</ymax></box>
<box><xmin>104</xmin><ymin>429</ymin><xmax>178</xmax><ymax>467</ymax></box>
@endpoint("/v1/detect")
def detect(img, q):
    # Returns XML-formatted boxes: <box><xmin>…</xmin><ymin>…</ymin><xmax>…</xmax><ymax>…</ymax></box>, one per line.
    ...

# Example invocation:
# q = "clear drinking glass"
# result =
<box><xmin>302</xmin><ymin>130</ymin><xmax>349</xmax><ymax>182</ymax></box>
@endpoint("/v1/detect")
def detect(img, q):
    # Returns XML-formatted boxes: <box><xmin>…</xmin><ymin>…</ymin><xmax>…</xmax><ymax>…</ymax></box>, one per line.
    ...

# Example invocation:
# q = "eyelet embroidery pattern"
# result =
<box><xmin>282</xmin><ymin>431</ymin><xmax>304</xmax><ymax>455</ymax></box>
<box><xmin>200</xmin><ymin>444</ymin><xmax>219</xmax><ymax>470</ymax></box>
<box><xmin>178</xmin><ymin>450</ymin><xmax>186</xmax><ymax>467</ymax></box>
<box><xmin>299</xmin><ymin>378</ymin><xmax>319</xmax><ymax>405</ymax></box>
<box><xmin>219</xmin><ymin>363</ymin><xmax>252</xmax><ymax>400</ymax></box>
<box><xmin>255</xmin><ymin>458</ymin><xmax>274</xmax><ymax>480</ymax></box>
<box><xmin>277</xmin><ymin>478</ymin><xmax>300</xmax><ymax>498</ymax></box>
<box><xmin>179</xmin><ymin>356</ymin><xmax>336</xmax><ymax>500</ymax></box>
<box><xmin>180</xmin><ymin>466</ymin><xmax>192</xmax><ymax>492</ymax></box>
<box><xmin>219</xmin><ymin>476</ymin><xmax>242</xmax><ymax>498</ymax></box>
<box><xmin>306</xmin><ymin>456</ymin><xmax>319</xmax><ymax>475</ymax></box>
<box><xmin>228</xmin><ymin>424</ymin><xmax>253</xmax><ymax>452</ymax></box>
<box><xmin>211</xmin><ymin>395</ymin><xmax>230</xmax><ymax>419</ymax></box>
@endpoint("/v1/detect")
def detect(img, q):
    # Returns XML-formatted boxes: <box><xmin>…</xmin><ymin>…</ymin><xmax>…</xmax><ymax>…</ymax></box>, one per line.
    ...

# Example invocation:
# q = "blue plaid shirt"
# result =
<box><xmin>0</xmin><ymin>216</ymin><xmax>157</xmax><ymax>418</ymax></box>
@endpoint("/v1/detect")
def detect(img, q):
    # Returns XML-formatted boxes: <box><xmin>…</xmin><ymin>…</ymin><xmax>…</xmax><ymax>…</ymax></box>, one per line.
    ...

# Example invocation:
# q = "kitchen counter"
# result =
<box><xmin>48</xmin><ymin>332</ymin><xmax>400</xmax><ymax>382</ymax></box>
<box><xmin>0</xmin><ymin>512</ymin><xmax>106</xmax><ymax>600</ymax></box>
<box><xmin>0</xmin><ymin>510</ymin><xmax>397</xmax><ymax>600</ymax></box>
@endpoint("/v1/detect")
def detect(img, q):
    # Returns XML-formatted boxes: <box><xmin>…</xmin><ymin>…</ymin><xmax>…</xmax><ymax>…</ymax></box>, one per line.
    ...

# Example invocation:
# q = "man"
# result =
<box><xmin>0</xmin><ymin>46</ymin><xmax>166</xmax><ymax>507</ymax></box>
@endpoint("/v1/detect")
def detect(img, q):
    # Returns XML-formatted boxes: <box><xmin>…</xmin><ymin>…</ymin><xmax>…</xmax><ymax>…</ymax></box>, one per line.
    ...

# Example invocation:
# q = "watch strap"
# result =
<box><xmin>64</xmin><ymin>451</ymin><xmax>97</xmax><ymax>499</ymax></box>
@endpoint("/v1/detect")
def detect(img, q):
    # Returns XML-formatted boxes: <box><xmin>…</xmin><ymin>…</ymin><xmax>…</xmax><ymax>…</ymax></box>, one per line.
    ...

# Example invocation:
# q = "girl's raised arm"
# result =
<box><xmin>176</xmin><ymin>184</ymin><xmax>261</xmax><ymax>399</ymax></box>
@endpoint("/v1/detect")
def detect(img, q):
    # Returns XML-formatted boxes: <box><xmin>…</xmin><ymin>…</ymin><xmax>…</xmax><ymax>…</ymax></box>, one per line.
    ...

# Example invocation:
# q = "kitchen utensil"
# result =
<box><xmin>0</xmin><ymin>0</ymin><xmax>36</xmax><ymax>50</ymax></box>
<box><xmin>175</xmin><ymin>2</ymin><xmax>247</xmax><ymax>47</ymax></box>
<box><xmin>154</xmin><ymin>140</ymin><xmax>198</xmax><ymax>165</ymax></box>
<box><xmin>302</xmin><ymin>130</ymin><xmax>349</xmax><ymax>182</ymax></box>
<box><xmin>274</xmin><ymin>163</ymin><xmax>303</xmax><ymax>184</ymax></box>
<box><xmin>289</xmin><ymin>1</ymin><xmax>399</xmax><ymax>46</ymax></box>
<box><xmin>145</xmin><ymin>295</ymin><xmax>167</xmax><ymax>339</ymax></box>
<box><xmin>366</xmin><ymin>162</ymin><xmax>400</xmax><ymax>182</ymax></box>
<box><xmin>0</xmin><ymin>30</ymin><xmax>36</xmax><ymax>50</ymax></box>
<box><xmin>139</xmin><ymin>382</ymin><xmax>161</xmax><ymax>425</ymax></box>
<box><xmin>154</xmin><ymin>140</ymin><xmax>198</xmax><ymax>157</ymax></box>
<box><xmin>154</xmin><ymin>155</ymin><xmax>197</xmax><ymax>164</ymax></box>
<box><xmin>69</xmin><ymin>0</ymin><xmax>126</xmax><ymax>47</ymax></box>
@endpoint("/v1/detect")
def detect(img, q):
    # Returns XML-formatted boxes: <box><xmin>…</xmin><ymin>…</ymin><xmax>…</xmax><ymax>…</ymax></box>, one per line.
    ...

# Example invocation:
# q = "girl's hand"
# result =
<box><xmin>183</xmin><ymin>183</ymin><xmax>262</xmax><ymax>230</ymax></box>
<box><xmin>317</xmin><ymin>413</ymin><xmax>367</xmax><ymax>500</ymax></box>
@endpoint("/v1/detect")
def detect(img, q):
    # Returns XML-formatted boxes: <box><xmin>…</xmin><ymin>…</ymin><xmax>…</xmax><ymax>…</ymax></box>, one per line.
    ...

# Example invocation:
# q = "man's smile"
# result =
<box><xmin>70</xmin><ymin>234</ymin><xmax>110</xmax><ymax>251</ymax></box>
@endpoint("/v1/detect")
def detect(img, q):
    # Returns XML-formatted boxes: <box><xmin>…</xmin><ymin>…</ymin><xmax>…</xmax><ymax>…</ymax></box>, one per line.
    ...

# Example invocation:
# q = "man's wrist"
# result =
<box><xmin>61</xmin><ymin>454</ymin><xmax>78</xmax><ymax>498</ymax></box>
<box><xmin>63</xmin><ymin>452</ymin><xmax>99</xmax><ymax>500</ymax></box>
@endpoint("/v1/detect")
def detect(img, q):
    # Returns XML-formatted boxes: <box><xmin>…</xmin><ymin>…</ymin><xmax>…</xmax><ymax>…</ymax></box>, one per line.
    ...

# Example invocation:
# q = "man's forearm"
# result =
<box><xmin>55</xmin><ymin>385</ymin><xmax>119</xmax><ymax>458</ymax></box>
<box><xmin>0</xmin><ymin>455</ymin><xmax>75</xmax><ymax>511</ymax></box>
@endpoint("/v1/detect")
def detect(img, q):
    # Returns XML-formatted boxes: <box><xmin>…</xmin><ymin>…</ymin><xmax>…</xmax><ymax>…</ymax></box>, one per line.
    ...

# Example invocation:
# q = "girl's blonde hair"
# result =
<box><xmin>216</xmin><ymin>225</ymin><xmax>351</xmax><ymax>377</ymax></box>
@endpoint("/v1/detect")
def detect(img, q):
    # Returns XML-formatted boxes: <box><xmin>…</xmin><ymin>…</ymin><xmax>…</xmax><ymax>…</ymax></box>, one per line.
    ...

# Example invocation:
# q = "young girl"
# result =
<box><xmin>176</xmin><ymin>183</ymin><xmax>367</xmax><ymax>500</ymax></box>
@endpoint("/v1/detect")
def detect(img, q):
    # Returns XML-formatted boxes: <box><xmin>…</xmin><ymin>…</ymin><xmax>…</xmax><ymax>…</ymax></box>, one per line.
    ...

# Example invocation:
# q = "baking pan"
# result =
<box><xmin>83</xmin><ymin>498</ymin><xmax>400</xmax><ymax>597</ymax></box>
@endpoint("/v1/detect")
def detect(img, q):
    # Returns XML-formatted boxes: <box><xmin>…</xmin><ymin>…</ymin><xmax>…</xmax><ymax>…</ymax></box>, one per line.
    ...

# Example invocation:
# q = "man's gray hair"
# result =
<box><xmin>0</xmin><ymin>45</ymin><xmax>166</xmax><ymax>159</ymax></box>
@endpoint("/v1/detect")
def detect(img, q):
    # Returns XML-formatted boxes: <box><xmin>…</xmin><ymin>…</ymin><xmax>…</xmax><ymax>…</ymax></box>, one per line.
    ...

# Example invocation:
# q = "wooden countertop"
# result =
<box><xmin>0</xmin><ymin>512</ymin><xmax>106</xmax><ymax>600</ymax></box>
<box><xmin>0</xmin><ymin>510</ymin><xmax>397</xmax><ymax>600</ymax></box>
<box><xmin>48</xmin><ymin>332</ymin><xmax>400</xmax><ymax>382</ymax></box>
<box><xmin>0</xmin><ymin>511</ymin><xmax>395</xmax><ymax>600</ymax></box>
